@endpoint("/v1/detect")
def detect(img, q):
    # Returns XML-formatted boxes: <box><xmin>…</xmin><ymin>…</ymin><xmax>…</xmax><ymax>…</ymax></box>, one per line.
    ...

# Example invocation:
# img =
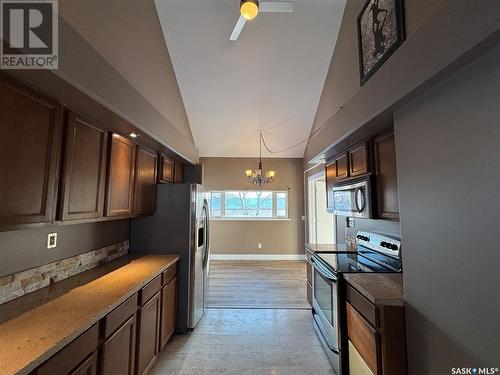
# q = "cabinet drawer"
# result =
<box><xmin>36</xmin><ymin>324</ymin><xmax>99</xmax><ymax>375</ymax></box>
<box><xmin>103</xmin><ymin>294</ymin><xmax>138</xmax><ymax>338</ymax></box>
<box><xmin>347</xmin><ymin>303</ymin><xmax>378</xmax><ymax>375</ymax></box>
<box><xmin>349</xmin><ymin>340</ymin><xmax>375</xmax><ymax>375</ymax></box>
<box><xmin>139</xmin><ymin>275</ymin><xmax>162</xmax><ymax>306</ymax></box>
<box><xmin>346</xmin><ymin>283</ymin><xmax>378</xmax><ymax>328</ymax></box>
<box><xmin>162</xmin><ymin>263</ymin><xmax>178</xmax><ymax>286</ymax></box>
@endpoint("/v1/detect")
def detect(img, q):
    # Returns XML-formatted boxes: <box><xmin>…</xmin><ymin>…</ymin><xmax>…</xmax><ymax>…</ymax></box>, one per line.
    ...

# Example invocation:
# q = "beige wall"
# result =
<box><xmin>201</xmin><ymin>158</ymin><xmax>304</xmax><ymax>255</ymax></box>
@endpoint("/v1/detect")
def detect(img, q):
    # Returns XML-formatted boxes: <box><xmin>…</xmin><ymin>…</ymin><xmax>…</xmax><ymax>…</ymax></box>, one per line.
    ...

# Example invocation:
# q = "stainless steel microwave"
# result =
<box><xmin>331</xmin><ymin>177</ymin><xmax>372</xmax><ymax>218</ymax></box>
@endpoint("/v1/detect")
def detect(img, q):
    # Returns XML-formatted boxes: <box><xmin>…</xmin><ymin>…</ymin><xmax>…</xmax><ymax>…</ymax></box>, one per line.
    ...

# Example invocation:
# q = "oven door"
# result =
<box><xmin>332</xmin><ymin>178</ymin><xmax>372</xmax><ymax>218</ymax></box>
<box><xmin>312</xmin><ymin>256</ymin><xmax>340</xmax><ymax>353</ymax></box>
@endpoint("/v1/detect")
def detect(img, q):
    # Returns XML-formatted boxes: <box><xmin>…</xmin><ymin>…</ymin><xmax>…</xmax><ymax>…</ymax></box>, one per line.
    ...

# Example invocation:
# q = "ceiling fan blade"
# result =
<box><xmin>229</xmin><ymin>15</ymin><xmax>246</xmax><ymax>41</ymax></box>
<box><xmin>259</xmin><ymin>1</ymin><xmax>295</xmax><ymax>13</ymax></box>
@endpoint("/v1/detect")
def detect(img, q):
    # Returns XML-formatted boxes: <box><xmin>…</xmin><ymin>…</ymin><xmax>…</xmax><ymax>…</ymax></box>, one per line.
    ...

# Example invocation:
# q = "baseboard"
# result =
<box><xmin>210</xmin><ymin>253</ymin><xmax>306</xmax><ymax>261</ymax></box>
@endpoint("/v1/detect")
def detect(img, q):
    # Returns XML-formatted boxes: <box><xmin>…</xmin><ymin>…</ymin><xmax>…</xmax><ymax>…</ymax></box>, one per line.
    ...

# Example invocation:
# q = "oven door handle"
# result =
<box><xmin>311</xmin><ymin>258</ymin><xmax>337</xmax><ymax>282</ymax></box>
<box><xmin>313</xmin><ymin>314</ymin><xmax>340</xmax><ymax>354</ymax></box>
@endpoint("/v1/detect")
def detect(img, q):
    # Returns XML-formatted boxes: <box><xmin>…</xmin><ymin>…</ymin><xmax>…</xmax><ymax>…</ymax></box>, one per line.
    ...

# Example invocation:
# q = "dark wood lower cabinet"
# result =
<box><xmin>100</xmin><ymin>315</ymin><xmax>137</xmax><ymax>375</ymax></box>
<box><xmin>35</xmin><ymin>324</ymin><xmax>99</xmax><ymax>375</ymax></box>
<box><xmin>159</xmin><ymin>277</ymin><xmax>178</xmax><ymax>351</ymax></box>
<box><xmin>136</xmin><ymin>292</ymin><xmax>161</xmax><ymax>375</ymax></box>
<box><xmin>33</xmin><ymin>262</ymin><xmax>178</xmax><ymax>375</ymax></box>
<box><xmin>71</xmin><ymin>352</ymin><xmax>98</xmax><ymax>375</ymax></box>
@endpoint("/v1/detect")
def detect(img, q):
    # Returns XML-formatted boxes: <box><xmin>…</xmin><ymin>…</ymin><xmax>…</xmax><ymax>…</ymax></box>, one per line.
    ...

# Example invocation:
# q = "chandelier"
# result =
<box><xmin>244</xmin><ymin>131</ymin><xmax>276</xmax><ymax>186</ymax></box>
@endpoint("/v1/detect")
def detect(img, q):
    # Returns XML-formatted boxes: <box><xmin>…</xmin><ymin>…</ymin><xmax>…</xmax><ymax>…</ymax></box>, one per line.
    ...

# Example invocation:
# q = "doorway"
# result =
<box><xmin>307</xmin><ymin>172</ymin><xmax>335</xmax><ymax>244</ymax></box>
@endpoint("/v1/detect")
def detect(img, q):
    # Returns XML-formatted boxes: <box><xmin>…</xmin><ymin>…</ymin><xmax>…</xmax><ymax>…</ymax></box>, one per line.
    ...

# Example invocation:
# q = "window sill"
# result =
<box><xmin>210</xmin><ymin>218</ymin><xmax>291</xmax><ymax>222</ymax></box>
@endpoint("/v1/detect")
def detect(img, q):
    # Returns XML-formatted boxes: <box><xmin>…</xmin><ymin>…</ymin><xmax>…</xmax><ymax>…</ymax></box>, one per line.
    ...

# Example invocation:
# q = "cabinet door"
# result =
<box><xmin>106</xmin><ymin>133</ymin><xmax>136</xmax><ymax>217</ymax></box>
<box><xmin>159</xmin><ymin>277</ymin><xmax>177</xmax><ymax>351</ymax></box>
<box><xmin>101</xmin><ymin>315</ymin><xmax>136</xmax><ymax>375</ymax></box>
<box><xmin>158</xmin><ymin>155</ymin><xmax>174</xmax><ymax>183</ymax></box>
<box><xmin>136</xmin><ymin>292</ymin><xmax>161</xmax><ymax>375</ymax></box>
<box><xmin>0</xmin><ymin>76</ymin><xmax>62</xmax><ymax>226</ymax></box>
<box><xmin>174</xmin><ymin>162</ymin><xmax>183</xmax><ymax>183</ymax></box>
<box><xmin>325</xmin><ymin>162</ymin><xmax>335</xmax><ymax>211</ymax></box>
<box><xmin>349</xmin><ymin>141</ymin><xmax>370</xmax><ymax>178</ymax></box>
<box><xmin>60</xmin><ymin>111</ymin><xmax>108</xmax><ymax>220</ymax></box>
<box><xmin>70</xmin><ymin>352</ymin><xmax>97</xmax><ymax>375</ymax></box>
<box><xmin>374</xmin><ymin>132</ymin><xmax>399</xmax><ymax>220</ymax></box>
<box><xmin>334</xmin><ymin>152</ymin><xmax>349</xmax><ymax>181</ymax></box>
<box><xmin>134</xmin><ymin>147</ymin><xmax>157</xmax><ymax>216</ymax></box>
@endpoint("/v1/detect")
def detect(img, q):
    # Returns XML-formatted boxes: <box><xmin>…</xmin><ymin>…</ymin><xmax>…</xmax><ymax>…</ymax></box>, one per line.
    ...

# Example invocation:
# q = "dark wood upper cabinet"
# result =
<box><xmin>105</xmin><ymin>133</ymin><xmax>136</xmax><ymax>217</ymax></box>
<box><xmin>374</xmin><ymin>132</ymin><xmax>399</xmax><ymax>220</ymax></box>
<box><xmin>133</xmin><ymin>147</ymin><xmax>157</xmax><ymax>216</ymax></box>
<box><xmin>349</xmin><ymin>141</ymin><xmax>370</xmax><ymax>178</ymax></box>
<box><xmin>59</xmin><ymin>111</ymin><xmax>108</xmax><ymax>221</ymax></box>
<box><xmin>334</xmin><ymin>152</ymin><xmax>349</xmax><ymax>181</ymax></box>
<box><xmin>174</xmin><ymin>162</ymin><xmax>183</xmax><ymax>183</ymax></box>
<box><xmin>0</xmin><ymin>76</ymin><xmax>62</xmax><ymax>227</ymax></box>
<box><xmin>158</xmin><ymin>154</ymin><xmax>174</xmax><ymax>183</ymax></box>
<box><xmin>136</xmin><ymin>292</ymin><xmax>161</xmax><ymax>375</ymax></box>
<box><xmin>159</xmin><ymin>276</ymin><xmax>177</xmax><ymax>352</ymax></box>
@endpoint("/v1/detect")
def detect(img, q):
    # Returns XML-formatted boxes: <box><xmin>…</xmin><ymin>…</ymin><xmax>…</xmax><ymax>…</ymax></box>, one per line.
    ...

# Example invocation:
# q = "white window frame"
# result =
<box><xmin>208</xmin><ymin>190</ymin><xmax>290</xmax><ymax>221</ymax></box>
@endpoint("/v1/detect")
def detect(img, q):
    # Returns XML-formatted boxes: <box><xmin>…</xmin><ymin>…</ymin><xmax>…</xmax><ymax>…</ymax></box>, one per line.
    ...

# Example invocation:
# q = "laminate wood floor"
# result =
<box><xmin>206</xmin><ymin>260</ymin><xmax>309</xmax><ymax>309</ymax></box>
<box><xmin>150</xmin><ymin>309</ymin><xmax>334</xmax><ymax>375</ymax></box>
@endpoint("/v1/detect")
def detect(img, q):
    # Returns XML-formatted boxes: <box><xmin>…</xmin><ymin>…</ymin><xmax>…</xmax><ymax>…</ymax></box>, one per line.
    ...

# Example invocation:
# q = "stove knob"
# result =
<box><xmin>381</xmin><ymin>241</ymin><xmax>387</xmax><ymax>247</ymax></box>
<box><xmin>391</xmin><ymin>244</ymin><xmax>398</xmax><ymax>250</ymax></box>
<box><xmin>357</xmin><ymin>235</ymin><xmax>362</xmax><ymax>239</ymax></box>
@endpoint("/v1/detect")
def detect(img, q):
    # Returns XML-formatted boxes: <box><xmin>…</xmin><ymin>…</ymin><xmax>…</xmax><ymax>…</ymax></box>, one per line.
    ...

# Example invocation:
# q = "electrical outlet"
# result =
<box><xmin>347</xmin><ymin>217</ymin><xmax>355</xmax><ymax>228</ymax></box>
<box><xmin>257</xmin><ymin>243</ymin><xmax>263</xmax><ymax>249</ymax></box>
<box><xmin>47</xmin><ymin>233</ymin><xmax>57</xmax><ymax>249</ymax></box>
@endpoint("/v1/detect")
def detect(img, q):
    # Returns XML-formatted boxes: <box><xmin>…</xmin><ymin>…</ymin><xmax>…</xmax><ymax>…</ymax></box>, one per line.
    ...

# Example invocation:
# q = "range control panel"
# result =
<box><xmin>356</xmin><ymin>231</ymin><xmax>401</xmax><ymax>258</ymax></box>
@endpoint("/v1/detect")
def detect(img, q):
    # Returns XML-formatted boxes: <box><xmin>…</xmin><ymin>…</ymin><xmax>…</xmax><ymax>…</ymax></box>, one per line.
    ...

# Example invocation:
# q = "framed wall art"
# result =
<box><xmin>357</xmin><ymin>0</ymin><xmax>405</xmax><ymax>85</ymax></box>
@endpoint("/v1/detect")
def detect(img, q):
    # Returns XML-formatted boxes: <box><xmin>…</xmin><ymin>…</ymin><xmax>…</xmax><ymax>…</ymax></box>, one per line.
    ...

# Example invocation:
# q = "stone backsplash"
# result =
<box><xmin>0</xmin><ymin>240</ymin><xmax>129</xmax><ymax>305</ymax></box>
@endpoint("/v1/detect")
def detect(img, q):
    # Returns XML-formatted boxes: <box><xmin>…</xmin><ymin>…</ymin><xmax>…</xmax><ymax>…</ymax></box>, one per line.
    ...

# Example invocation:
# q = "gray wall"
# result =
<box><xmin>394</xmin><ymin>43</ymin><xmax>500</xmax><ymax>373</ymax></box>
<box><xmin>0</xmin><ymin>220</ymin><xmax>129</xmax><ymax>277</ymax></box>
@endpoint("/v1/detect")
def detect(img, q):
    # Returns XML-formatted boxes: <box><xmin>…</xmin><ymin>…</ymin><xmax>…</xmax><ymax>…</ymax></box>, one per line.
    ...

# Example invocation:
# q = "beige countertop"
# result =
<box><xmin>0</xmin><ymin>255</ymin><xmax>179</xmax><ymax>375</ymax></box>
<box><xmin>343</xmin><ymin>273</ymin><xmax>404</xmax><ymax>307</ymax></box>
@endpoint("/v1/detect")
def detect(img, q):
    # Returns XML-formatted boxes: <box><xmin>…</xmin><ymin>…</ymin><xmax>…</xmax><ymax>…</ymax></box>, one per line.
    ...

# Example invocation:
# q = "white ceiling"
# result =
<box><xmin>155</xmin><ymin>0</ymin><xmax>346</xmax><ymax>158</ymax></box>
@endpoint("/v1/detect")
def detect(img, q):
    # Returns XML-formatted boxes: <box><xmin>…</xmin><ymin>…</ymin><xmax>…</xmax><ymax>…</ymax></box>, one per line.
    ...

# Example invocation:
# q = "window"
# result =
<box><xmin>208</xmin><ymin>190</ymin><xmax>289</xmax><ymax>220</ymax></box>
<box><xmin>208</xmin><ymin>192</ymin><xmax>222</xmax><ymax>217</ymax></box>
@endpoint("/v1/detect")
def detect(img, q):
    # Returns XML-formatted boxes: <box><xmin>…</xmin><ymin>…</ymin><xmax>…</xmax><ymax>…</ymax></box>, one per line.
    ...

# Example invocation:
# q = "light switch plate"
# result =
<box><xmin>47</xmin><ymin>233</ymin><xmax>57</xmax><ymax>249</ymax></box>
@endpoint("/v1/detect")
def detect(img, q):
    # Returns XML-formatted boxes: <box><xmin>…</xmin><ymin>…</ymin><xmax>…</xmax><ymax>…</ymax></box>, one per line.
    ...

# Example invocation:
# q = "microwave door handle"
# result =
<box><xmin>354</xmin><ymin>187</ymin><xmax>366</xmax><ymax>213</ymax></box>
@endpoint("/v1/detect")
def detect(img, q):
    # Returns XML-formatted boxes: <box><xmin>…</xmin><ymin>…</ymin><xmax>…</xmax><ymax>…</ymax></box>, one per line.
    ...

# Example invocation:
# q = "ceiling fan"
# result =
<box><xmin>229</xmin><ymin>0</ymin><xmax>295</xmax><ymax>41</ymax></box>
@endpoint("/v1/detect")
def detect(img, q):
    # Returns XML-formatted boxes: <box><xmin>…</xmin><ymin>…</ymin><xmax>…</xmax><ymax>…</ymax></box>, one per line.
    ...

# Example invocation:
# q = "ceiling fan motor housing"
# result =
<box><xmin>240</xmin><ymin>0</ymin><xmax>259</xmax><ymax>20</ymax></box>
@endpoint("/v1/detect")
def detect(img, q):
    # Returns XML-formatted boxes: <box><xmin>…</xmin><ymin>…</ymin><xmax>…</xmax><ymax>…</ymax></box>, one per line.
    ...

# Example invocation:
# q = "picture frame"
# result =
<box><xmin>357</xmin><ymin>0</ymin><xmax>405</xmax><ymax>86</ymax></box>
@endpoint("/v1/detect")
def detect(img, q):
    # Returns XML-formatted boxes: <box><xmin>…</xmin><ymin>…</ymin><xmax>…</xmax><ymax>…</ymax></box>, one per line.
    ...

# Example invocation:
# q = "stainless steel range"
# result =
<box><xmin>311</xmin><ymin>231</ymin><xmax>402</xmax><ymax>375</ymax></box>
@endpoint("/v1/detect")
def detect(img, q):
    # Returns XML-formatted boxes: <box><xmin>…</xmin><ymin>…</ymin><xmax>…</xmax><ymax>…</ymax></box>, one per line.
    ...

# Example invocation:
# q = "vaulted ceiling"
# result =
<box><xmin>155</xmin><ymin>0</ymin><xmax>346</xmax><ymax>157</ymax></box>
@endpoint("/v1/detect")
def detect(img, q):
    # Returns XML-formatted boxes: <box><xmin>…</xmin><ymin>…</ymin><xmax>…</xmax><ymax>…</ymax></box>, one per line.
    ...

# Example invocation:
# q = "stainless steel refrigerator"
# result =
<box><xmin>130</xmin><ymin>183</ymin><xmax>210</xmax><ymax>333</ymax></box>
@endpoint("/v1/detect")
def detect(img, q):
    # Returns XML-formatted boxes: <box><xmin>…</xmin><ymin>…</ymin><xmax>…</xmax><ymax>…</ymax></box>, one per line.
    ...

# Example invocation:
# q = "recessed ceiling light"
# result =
<box><xmin>129</xmin><ymin>132</ymin><xmax>139</xmax><ymax>138</ymax></box>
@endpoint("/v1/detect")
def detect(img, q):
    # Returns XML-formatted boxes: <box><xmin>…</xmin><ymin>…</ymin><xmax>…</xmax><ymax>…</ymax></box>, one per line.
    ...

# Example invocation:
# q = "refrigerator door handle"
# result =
<box><xmin>202</xmin><ymin>199</ymin><xmax>210</xmax><ymax>270</ymax></box>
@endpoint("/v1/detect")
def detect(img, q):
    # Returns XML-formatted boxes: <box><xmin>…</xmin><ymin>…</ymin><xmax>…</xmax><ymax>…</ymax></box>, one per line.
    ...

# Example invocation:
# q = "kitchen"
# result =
<box><xmin>0</xmin><ymin>1</ymin><xmax>499</xmax><ymax>375</ymax></box>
